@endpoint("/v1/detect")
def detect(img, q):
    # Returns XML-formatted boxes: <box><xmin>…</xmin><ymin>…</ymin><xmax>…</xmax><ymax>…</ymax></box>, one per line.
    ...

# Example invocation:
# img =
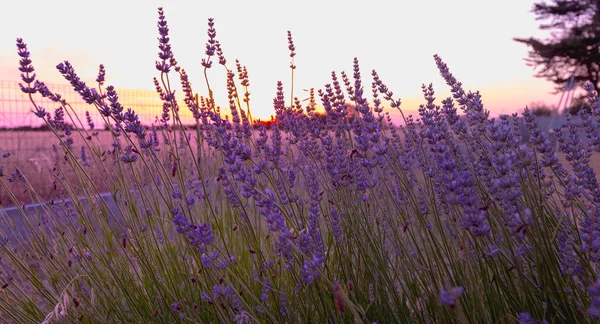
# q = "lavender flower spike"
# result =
<box><xmin>201</xmin><ymin>18</ymin><xmax>217</xmax><ymax>68</ymax></box>
<box><xmin>588</xmin><ymin>279</ymin><xmax>600</xmax><ymax>317</ymax></box>
<box><xmin>156</xmin><ymin>7</ymin><xmax>173</xmax><ymax>73</ymax></box>
<box><xmin>96</xmin><ymin>64</ymin><xmax>106</xmax><ymax>84</ymax></box>
<box><xmin>56</xmin><ymin>61</ymin><xmax>100</xmax><ymax>104</ymax></box>
<box><xmin>518</xmin><ymin>312</ymin><xmax>548</xmax><ymax>324</ymax></box>
<box><xmin>440</xmin><ymin>286</ymin><xmax>464</xmax><ymax>308</ymax></box>
<box><xmin>16</xmin><ymin>38</ymin><xmax>37</xmax><ymax>94</ymax></box>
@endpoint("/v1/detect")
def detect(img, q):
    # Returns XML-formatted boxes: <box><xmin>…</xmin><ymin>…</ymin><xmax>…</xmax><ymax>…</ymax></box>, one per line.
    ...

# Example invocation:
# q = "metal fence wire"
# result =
<box><xmin>0</xmin><ymin>80</ymin><xmax>198</xmax><ymax>152</ymax></box>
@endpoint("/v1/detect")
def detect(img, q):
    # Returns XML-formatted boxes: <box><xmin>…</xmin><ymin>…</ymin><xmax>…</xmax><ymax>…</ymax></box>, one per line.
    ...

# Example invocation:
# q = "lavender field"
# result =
<box><xmin>2</xmin><ymin>6</ymin><xmax>600</xmax><ymax>323</ymax></box>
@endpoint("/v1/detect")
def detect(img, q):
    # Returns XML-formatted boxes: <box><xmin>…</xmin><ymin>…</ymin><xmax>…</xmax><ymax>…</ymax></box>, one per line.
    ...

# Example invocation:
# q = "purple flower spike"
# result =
<box><xmin>184</xmin><ymin>223</ymin><xmax>214</xmax><ymax>253</ymax></box>
<box><xmin>156</xmin><ymin>7</ymin><xmax>173</xmax><ymax>73</ymax></box>
<box><xmin>173</xmin><ymin>212</ymin><xmax>191</xmax><ymax>234</ymax></box>
<box><xmin>201</xmin><ymin>18</ymin><xmax>217</xmax><ymax>68</ymax></box>
<box><xmin>584</xmin><ymin>82</ymin><xmax>599</xmax><ymax>115</ymax></box>
<box><xmin>215</xmin><ymin>41</ymin><xmax>226</xmax><ymax>66</ymax></box>
<box><xmin>16</xmin><ymin>38</ymin><xmax>37</xmax><ymax>94</ymax></box>
<box><xmin>434</xmin><ymin>54</ymin><xmax>467</xmax><ymax>108</ymax></box>
<box><xmin>580</xmin><ymin>206</ymin><xmax>600</xmax><ymax>262</ymax></box>
<box><xmin>85</xmin><ymin>111</ymin><xmax>95</xmax><ymax>130</ymax></box>
<box><xmin>34</xmin><ymin>81</ymin><xmax>63</xmax><ymax>103</ymax></box>
<box><xmin>96</xmin><ymin>64</ymin><xmax>106</xmax><ymax>84</ymax></box>
<box><xmin>106</xmin><ymin>85</ymin><xmax>124</xmax><ymax>119</ymax></box>
<box><xmin>56</xmin><ymin>61</ymin><xmax>100</xmax><ymax>104</ymax></box>
<box><xmin>8</xmin><ymin>168</ymin><xmax>26</xmax><ymax>184</ymax></box>
<box><xmin>120</xmin><ymin>153</ymin><xmax>138</xmax><ymax>164</ymax></box>
<box><xmin>518</xmin><ymin>312</ymin><xmax>548</xmax><ymax>324</ymax></box>
<box><xmin>440</xmin><ymin>286</ymin><xmax>464</xmax><ymax>308</ymax></box>
<box><xmin>201</xmin><ymin>253</ymin><xmax>212</xmax><ymax>268</ymax></box>
<box><xmin>287</xmin><ymin>30</ymin><xmax>297</xmax><ymax>71</ymax></box>
<box><xmin>588</xmin><ymin>280</ymin><xmax>600</xmax><ymax>317</ymax></box>
<box><xmin>301</xmin><ymin>252</ymin><xmax>324</xmax><ymax>285</ymax></box>
<box><xmin>287</xmin><ymin>31</ymin><xmax>296</xmax><ymax>57</ymax></box>
<box><xmin>32</xmin><ymin>106</ymin><xmax>47</xmax><ymax>118</ymax></box>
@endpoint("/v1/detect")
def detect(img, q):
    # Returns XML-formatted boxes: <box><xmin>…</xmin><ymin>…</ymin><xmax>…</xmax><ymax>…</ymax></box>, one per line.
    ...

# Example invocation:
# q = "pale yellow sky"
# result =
<box><xmin>1</xmin><ymin>0</ymin><xmax>560</xmax><ymax>121</ymax></box>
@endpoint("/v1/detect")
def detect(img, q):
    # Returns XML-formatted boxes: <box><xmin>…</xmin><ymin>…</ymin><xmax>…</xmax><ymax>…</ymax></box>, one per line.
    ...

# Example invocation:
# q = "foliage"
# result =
<box><xmin>566</xmin><ymin>95</ymin><xmax>593</xmax><ymax>115</ymax></box>
<box><xmin>2</xmin><ymin>7</ymin><xmax>600</xmax><ymax>323</ymax></box>
<box><xmin>514</xmin><ymin>0</ymin><xmax>600</xmax><ymax>92</ymax></box>
<box><xmin>529</xmin><ymin>101</ymin><xmax>555</xmax><ymax>116</ymax></box>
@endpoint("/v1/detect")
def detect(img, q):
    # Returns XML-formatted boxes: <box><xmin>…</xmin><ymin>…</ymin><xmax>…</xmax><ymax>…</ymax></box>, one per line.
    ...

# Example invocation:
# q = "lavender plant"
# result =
<box><xmin>1</xmin><ymin>7</ymin><xmax>600</xmax><ymax>323</ymax></box>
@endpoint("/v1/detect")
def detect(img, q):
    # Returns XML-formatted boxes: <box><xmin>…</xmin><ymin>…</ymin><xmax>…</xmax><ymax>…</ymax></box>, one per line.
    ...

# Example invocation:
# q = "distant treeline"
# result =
<box><xmin>0</xmin><ymin>125</ymin><xmax>58</xmax><ymax>131</ymax></box>
<box><xmin>0</xmin><ymin>121</ymin><xmax>279</xmax><ymax>132</ymax></box>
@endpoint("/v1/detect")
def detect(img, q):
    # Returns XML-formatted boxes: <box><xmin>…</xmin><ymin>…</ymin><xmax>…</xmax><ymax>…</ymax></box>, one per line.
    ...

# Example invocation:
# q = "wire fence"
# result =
<box><xmin>0</xmin><ymin>78</ymin><xmax>579</xmax><ymax>156</ymax></box>
<box><xmin>0</xmin><ymin>80</ymin><xmax>198</xmax><ymax>153</ymax></box>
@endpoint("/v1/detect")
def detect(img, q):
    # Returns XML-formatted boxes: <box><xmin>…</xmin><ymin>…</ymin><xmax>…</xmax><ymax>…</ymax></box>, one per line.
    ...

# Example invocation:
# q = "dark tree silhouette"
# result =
<box><xmin>514</xmin><ymin>0</ymin><xmax>600</xmax><ymax>92</ymax></box>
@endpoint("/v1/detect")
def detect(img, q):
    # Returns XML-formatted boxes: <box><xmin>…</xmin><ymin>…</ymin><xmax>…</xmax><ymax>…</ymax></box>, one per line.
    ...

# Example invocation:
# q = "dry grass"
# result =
<box><xmin>0</xmin><ymin>128</ymin><xmax>218</xmax><ymax>207</ymax></box>
<box><xmin>0</xmin><ymin>131</ymin><xmax>115</xmax><ymax>206</ymax></box>
<box><xmin>2</xmin><ymin>129</ymin><xmax>600</xmax><ymax>208</ymax></box>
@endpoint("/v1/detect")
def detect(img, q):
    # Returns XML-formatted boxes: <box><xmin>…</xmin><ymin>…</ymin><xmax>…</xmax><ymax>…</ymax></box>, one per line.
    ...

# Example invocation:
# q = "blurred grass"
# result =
<box><xmin>2</xmin><ymin>130</ymin><xmax>596</xmax><ymax>207</ymax></box>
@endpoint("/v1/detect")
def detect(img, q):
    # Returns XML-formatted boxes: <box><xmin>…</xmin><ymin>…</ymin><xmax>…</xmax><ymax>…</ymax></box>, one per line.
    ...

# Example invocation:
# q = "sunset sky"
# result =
<box><xmin>0</xmin><ymin>0</ymin><xmax>561</xmax><ymax>122</ymax></box>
